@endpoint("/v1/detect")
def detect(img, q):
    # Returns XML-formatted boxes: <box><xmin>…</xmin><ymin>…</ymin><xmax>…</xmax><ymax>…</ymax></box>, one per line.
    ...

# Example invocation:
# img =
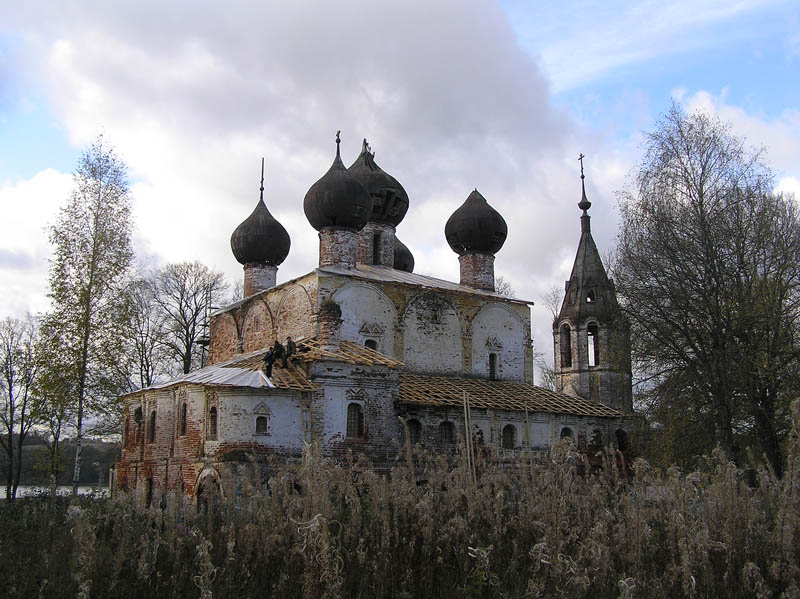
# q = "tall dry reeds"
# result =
<box><xmin>2</xmin><ymin>403</ymin><xmax>798</xmax><ymax>598</ymax></box>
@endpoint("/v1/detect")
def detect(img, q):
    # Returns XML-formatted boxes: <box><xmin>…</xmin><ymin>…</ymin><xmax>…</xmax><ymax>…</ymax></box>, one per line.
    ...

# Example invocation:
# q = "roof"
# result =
<box><xmin>318</xmin><ymin>263</ymin><xmax>532</xmax><ymax>304</ymax></box>
<box><xmin>122</xmin><ymin>337</ymin><xmax>401</xmax><ymax>398</ymax></box>
<box><xmin>398</xmin><ymin>373</ymin><xmax>623</xmax><ymax>418</ymax></box>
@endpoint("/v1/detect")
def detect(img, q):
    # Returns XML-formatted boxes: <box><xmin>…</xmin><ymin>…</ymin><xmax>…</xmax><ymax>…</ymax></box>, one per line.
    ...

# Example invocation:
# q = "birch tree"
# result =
<box><xmin>45</xmin><ymin>136</ymin><xmax>134</xmax><ymax>495</ymax></box>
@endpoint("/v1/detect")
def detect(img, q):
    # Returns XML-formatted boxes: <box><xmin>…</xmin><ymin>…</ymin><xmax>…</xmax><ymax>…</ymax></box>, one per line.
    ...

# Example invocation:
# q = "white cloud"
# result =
<box><xmin>0</xmin><ymin>169</ymin><xmax>72</xmax><ymax>316</ymax></box>
<box><xmin>682</xmin><ymin>89</ymin><xmax>800</xmax><ymax>180</ymax></box>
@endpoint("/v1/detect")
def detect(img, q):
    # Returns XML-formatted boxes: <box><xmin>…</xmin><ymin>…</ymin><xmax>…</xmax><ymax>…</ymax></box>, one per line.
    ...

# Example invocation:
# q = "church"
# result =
<box><xmin>114</xmin><ymin>134</ymin><xmax>632</xmax><ymax>505</ymax></box>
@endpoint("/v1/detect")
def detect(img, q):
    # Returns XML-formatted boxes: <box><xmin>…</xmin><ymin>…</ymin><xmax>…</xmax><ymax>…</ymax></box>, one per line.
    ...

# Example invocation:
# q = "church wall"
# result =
<box><xmin>331</xmin><ymin>282</ymin><xmax>395</xmax><ymax>355</ymax></box>
<box><xmin>470</xmin><ymin>303</ymin><xmax>527</xmax><ymax>381</ymax></box>
<box><xmin>316</xmin><ymin>272</ymin><xmax>533</xmax><ymax>381</ymax></box>
<box><xmin>311</xmin><ymin>360</ymin><xmax>400</xmax><ymax>468</ymax></box>
<box><xmin>402</xmin><ymin>292</ymin><xmax>462</xmax><ymax>373</ymax></box>
<box><xmin>208</xmin><ymin>273</ymin><xmax>319</xmax><ymax>364</ymax></box>
<box><xmin>209</xmin><ymin>390</ymin><xmax>306</xmax><ymax>452</ymax></box>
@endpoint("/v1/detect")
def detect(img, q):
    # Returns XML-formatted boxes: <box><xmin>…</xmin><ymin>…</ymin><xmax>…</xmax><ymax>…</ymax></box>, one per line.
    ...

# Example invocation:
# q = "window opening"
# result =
<box><xmin>407</xmin><ymin>418</ymin><xmax>422</xmax><ymax>445</ymax></box>
<box><xmin>587</xmin><ymin>323</ymin><xmax>599</xmax><ymax>367</ymax></box>
<box><xmin>346</xmin><ymin>403</ymin><xmax>364</xmax><ymax>439</ymax></box>
<box><xmin>148</xmin><ymin>411</ymin><xmax>156</xmax><ymax>443</ymax></box>
<box><xmin>180</xmin><ymin>403</ymin><xmax>187</xmax><ymax>436</ymax></box>
<box><xmin>372</xmin><ymin>232</ymin><xmax>381</xmax><ymax>265</ymax></box>
<box><xmin>586</xmin><ymin>289</ymin><xmax>596</xmax><ymax>302</ymax></box>
<box><xmin>501</xmin><ymin>424</ymin><xmax>516</xmax><ymax>449</ymax></box>
<box><xmin>145</xmin><ymin>478</ymin><xmax>153</xmax><ymax>509</ymax></box>
<box><xmin>364</xmin><ymin>339</ymin><xmax>378</xmax><ymax>351</ymax></box>
<box><xmin>560</xmin><ymin>427</ymin><xmax>573</xmax><ymax>439</ymax></box>
<box><xmin>439</xmin><ymin>421</ymin><xmax>455</xmax><ymax>444</ymax></box>
<box><xmin>560</xmin><ymin>324</ymin><xmax>572</xmax><ymax>367</ymax></box>
<box><xmin>489</xmin><ymin>353</ymin><xmax>498</xmax><ymax>380</ymax></box>
<box><xmin>589</xmin><ymin>428</ymin><xmax>603</xmax><ymax>451</ymax></box>
<box><xmin>255</xmin><ymin>415</ymin><xmax>269</xmax><ymax>434</ymax></box>
<box><xmin>207</xmin><ymin>407</ymin><xmax>218</xmax><ymax>440</ymax></box>
<box><xmin>615</xmin><ymin>429</ymin><xmax>629</xmax><ymax>451</ymax></box>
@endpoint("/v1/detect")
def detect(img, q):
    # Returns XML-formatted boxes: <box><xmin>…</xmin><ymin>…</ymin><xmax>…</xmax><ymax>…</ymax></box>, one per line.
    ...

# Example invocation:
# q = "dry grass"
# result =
<box><xmin>2</xmin><ymin>404</ymin><xmax>799</xmax><ymax>599</ymax></box>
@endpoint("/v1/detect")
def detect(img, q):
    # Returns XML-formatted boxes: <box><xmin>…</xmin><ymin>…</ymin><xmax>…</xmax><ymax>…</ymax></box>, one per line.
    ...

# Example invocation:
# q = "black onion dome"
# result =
<box><xmin>231</xmin><ymin>197</ymin><xmax>291</xmax><ymax>266</ymax></box>
<box><xmin>347</xmin><ymin>140</ymin><xmax>409</xmax><ymax>226</ymax></box>
<box><xmin>444</xmin><ymin>189</ymin><xmax>507</xmax><ymax>255</ymax></box>
<box><xmin>303</xmin><ymin>134</ymin><xmax>373</xmax><ymax>231</ymax></box>
<box><xmin>393</xmin><ymin>236</ymin><xmax>414</xmax><ymax>272</ymax></box>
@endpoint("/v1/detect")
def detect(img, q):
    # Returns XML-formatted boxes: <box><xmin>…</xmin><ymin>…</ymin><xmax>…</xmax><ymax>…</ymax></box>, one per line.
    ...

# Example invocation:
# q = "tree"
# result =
<box><xmin>613</xmin><ymin>104</ymin><xmax>800</xmax><ymax>474</ymax></box>
<box><xmin>154</xmin><ymin>261</ymin><xmax>227</xmax><ymax>374</ymax></box>
<box><xmin>118</xmin><ymin>275</ymin><xmax>170</xmax><ymax>390</ymax></box>
<box><xmin>0</xmin><ymin>315</ymin><xmax>41</xmax><ymax>499</ymax></box>
<box><xmin>45</xmin><ymin>135</ymin><xmax>134</xmax><ymax>495</ymax></box>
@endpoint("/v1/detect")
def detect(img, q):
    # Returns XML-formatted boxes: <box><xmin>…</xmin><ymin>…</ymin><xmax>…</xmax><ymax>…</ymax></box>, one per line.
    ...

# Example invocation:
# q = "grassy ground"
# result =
<box><xmin>1</xmin><ymin>411</ymin><xmax>798</xmax><ymax>599</ymax></box>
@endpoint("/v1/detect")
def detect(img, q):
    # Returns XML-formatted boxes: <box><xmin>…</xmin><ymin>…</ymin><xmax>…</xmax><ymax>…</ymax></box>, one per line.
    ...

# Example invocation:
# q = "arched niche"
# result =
<box><xmin>276</xmin><ymin>284</ymin><xmax>315</xmax><ymax>341</ymax></box>
<box><xmin>242</xmin><ymin>300</ymin><xmax>274</xmax><ymax>353</ymax></box>
<box><xmin>402</xmin><ymin>292</ymin><xmax>462</xmax><ymax>374</ymax></box>
<box><xmin>470</xmin><ymin>303</ymin><xmax>526</xmax><ymax>380</ymax></box>
<box><xmin>332</xmin><ymin>282</ymin><xmax>396</xmax><ymax>356</ymax></box>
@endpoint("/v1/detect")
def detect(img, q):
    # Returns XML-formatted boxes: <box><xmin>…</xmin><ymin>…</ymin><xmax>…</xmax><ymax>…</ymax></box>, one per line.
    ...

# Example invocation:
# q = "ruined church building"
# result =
<box><xmin>115</xmin><ymin>134</ymin><xmax>633</xmax><ymax>504</ymax></box>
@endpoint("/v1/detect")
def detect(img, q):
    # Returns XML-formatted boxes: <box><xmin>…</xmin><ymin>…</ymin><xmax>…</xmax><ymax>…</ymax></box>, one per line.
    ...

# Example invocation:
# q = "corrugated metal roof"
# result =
<box><xmin>398</xmin><ymin>373</ymin><xmax>623</xmax><ymax>418</ymax></box>
<box><xmin>317</xmin><ymin>264</ymin><xmax>532</xmax><ymax>304</ymax></box>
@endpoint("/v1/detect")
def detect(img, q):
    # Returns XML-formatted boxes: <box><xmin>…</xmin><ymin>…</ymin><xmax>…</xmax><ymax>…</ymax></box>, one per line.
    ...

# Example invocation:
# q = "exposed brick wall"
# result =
<box><xmin>242</xmin><ymin>263</ymin><xmax>277</xmax><ymax>297</ymax></box>
<box><xmin>459</xmin><ymin>252</ymin><xmax>495</xmax><ymax>291</ymax></box>
<box><xmin>208</xmin><ymin>313</ymin><xmax>239</xmax><ymax>364</ymax></box>
<box><xmin>209</xmin><ymin>275</ymin><xmax>319</xmax><ymax>364</ymax></box>
<box><xmin>319</xmin><ymin>228</ymin><xmax>358</xmax><ymax>267</ymax></box>
<box><xmin>356</xmin><ymin>222</ymin><xmax>395</xmax><ymax>267</ymax></box>
<box><xmin>242</xmin><ymin>300</ymin><xmax>274</xmax><ymax>353</ymax></box>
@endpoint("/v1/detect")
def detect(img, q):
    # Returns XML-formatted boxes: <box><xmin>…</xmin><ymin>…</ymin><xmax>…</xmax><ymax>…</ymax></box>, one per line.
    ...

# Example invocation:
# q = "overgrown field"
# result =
<box><xmin>2</xmin><ymin>425</ymin><xmax>799</xmax><ymax>599</ymax></box>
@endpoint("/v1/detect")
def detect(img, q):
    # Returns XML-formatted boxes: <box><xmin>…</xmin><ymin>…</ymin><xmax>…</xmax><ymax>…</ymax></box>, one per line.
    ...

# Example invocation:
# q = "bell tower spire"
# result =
<box><xmin>552</xmin><ymin>155</ymin><xmax>632</xmax><ymax>410</ymax></box>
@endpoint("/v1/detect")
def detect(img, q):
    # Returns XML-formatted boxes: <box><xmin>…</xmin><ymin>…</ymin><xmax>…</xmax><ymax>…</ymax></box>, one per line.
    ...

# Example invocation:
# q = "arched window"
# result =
<box><xmin>255</xmin><ymin>415</ymin><xmax>269</xmax><ymax>434</ymax></box>
<box><xmin>372</xmin><ymin>232</ymin><xmax>382</xmax><ymax>265</ymax></box>
<box><xmin>501</xmin><ymin>424</ymin><xmax>516</xmax><ymax>449</ymax></box>
<box><xmin>179</xmin><ymin>403</ymin><xmax>187</xmax><ymax>436</ymax></box>
<box><xmin>615</xmin><ymin>429</ymin><xmax>629</xmax><ymax>451</ymax></box>
<box><xmin>123</xmin><ymin>416</ymin><xmax>130</xmax><ymax>447</ymax></box>
<box><xmin>406</xmin><ymin>418</ymin><xmax>422</xmax><ymax>445</ymax></box>
<box><xmin>489</xmin><ymin>353</ymin><xmax>498</xmax><ymax>380</ymax></box>
<box><xmin>587</xmin><ymin>323</ymin><xmax>599</xmax><ymax>367</ymax></box>
<box><xmin>148</xmin><ymin>410</ymin><xmax>156</xmax><ymax>443</ymax></box>
<box><xmin>560</xmin><ymin>426</ymin><xmax>573</xmax><ymax>439</ymax></box>
<box><xmin>560</xmin><ymin>324</ymin><xmax>572</xmax><ymax>367</ymax></box>
<box><xmin>439</xmin><ymin>421</ymin><xmax>455</xmax><ymax>444</ymax></box>
<box><xmin>586</xmin><ymin>289</ymin><xmax>596</xmax><ymax>303</ymax></box>
<box><xmin>207</xmin><ymin>407</ymin><xmax>218</xmax><ymax>440</ymax></box>
<box><xmin>145</xmin><ymin>478</ymin><xmax>153</xmax><ymax>509</ymax></box>
<box><xmin>346</xmin><ymin>403</ymin><xmax>364</xmax><ymax>439</ymax></box>
<box><xmin>364</xmin><ymin>339</ymin><xmax>378</xmax><ymax>351</ymax></box>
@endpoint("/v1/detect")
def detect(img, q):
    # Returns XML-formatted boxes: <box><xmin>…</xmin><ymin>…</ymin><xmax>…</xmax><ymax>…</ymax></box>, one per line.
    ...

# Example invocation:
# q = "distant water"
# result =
<box><xmin>5</xmin><ymin>485</ymin><xmax>109</xmax><ymax>499</ymax></box>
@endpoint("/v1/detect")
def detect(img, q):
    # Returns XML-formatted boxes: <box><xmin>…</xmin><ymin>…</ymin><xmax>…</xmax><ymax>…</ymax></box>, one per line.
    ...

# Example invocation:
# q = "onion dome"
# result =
<box><xmin>347</xmin><ymin>139</ymin><xmax>409</xmax><ymax>226</ymax></box>
<box><xmin>231</xmin><ymin>159</ymin><xmax>291</xmax><ymax>266</ymax></box>
<box><xmin>444</xmin><ymin>189</ymin><xmax>507</xmax><ymax>255</ymax></box>
<box><xmin>304</xmin><ymin>132</ymin><xmax>373</xmax><ymax>231</ymax></box>
<box><xmin>393</xmin><ymin>236</ymin><xmax>414</xmax><ymax>272</ymax></box>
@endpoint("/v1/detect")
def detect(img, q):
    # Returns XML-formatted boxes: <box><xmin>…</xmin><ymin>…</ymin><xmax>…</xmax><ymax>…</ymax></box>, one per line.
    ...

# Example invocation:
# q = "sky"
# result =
<box><xmin>1</xmin><ymin>0</ymin><xmax>798</xmax><ymax>376</ymax></box>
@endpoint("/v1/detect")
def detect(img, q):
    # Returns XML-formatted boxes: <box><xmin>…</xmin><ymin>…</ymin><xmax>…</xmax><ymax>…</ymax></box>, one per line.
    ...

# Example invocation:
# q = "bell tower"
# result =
<box><xmin>553</xmin><ymin>155</ymin><xmax>632</xmax><ymax>411</ymax></box>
